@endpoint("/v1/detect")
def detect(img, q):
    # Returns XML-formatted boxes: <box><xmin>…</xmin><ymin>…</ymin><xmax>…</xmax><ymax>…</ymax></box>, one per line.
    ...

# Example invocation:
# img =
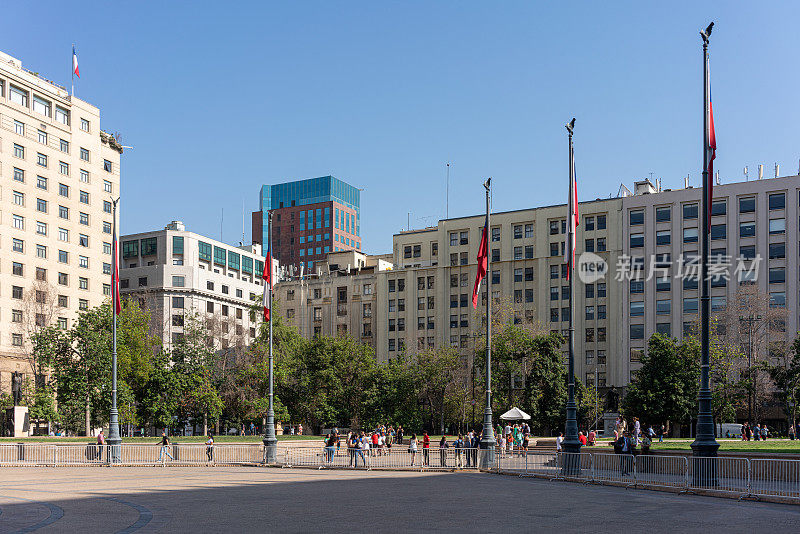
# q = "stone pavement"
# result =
<box><xmin>0</xmin><ymin>467</ymin><xmax>798</xmax><ymax>533</ymax></box>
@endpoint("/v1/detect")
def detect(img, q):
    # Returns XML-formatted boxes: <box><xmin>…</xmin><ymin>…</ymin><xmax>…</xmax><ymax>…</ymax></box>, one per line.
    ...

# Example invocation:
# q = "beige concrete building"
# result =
<box><xmin>377</xmin><ymin>198</ymin><xmax>625</xmax><ymax>394</ymax></box>
<box><xmin>119</xmin><ymin>222</ymin><xmax>275</xmax><ymax>351</ymax></box>
<box><xmin>272</xmin><ymin>250</ymin><xmax>392</xmax><ymax>350</ymax></box>
<box><xmin>621</xmin><ymin>174</ymin><xmax>799</xmax><ymax>384</ymax></box>
<box><xmin>0</xmin><ymin>51</ymin><xmax>121</xmax><ymax>397</ymax></box>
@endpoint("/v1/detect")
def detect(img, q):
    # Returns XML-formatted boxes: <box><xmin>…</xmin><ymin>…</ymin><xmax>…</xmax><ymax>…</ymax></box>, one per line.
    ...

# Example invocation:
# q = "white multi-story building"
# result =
<box><xmin>0</xmin><ymin>50</ymin><xmax>122</xmax><ymax>396</ymax></box>
<box><xmin>120</xmin><ymin>221</ymin><xmax>275</xmax><ymax>350</ymax></box>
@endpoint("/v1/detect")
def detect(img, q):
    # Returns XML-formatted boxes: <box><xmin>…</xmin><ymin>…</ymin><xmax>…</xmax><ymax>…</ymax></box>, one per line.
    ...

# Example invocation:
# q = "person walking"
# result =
<box><xmin>325</xmin><ymin>433</ymin><xmax>336</xmax><ymax>463</ymax></box>
<box><xmin>556</xmin><ymin>432</ymin><xmax>564</xmax><ymax>453</ymax></box>
<box><xmin>422</xmin><ymin>432</ymin><xmax>431</xmax><ymax>466</ymax></box>
<box><xmin>158</xmin><ymin>432</ymin><xmax>174</xmax><ymax>463</ymax></box>
<box><xmin>454</xmin><ymin>435</ymin><xmax>463</xmax><ymax>468</ymax></box>
<box><xmin>471</xmin><ymin>432</ymin><xmax>479</xmax><ymax>466</ymax></box>
<box><xmin>408</xmin><ymin>434</ymin><xmax>418</xmax><ymax>466</ymax></box>
<box><xmin>439</xmin><ymin>435</ymin><xmax>449</xmax><ymax>467</ymax></box>
<box><xmin>205</xmin><ymin>434</ymin><xmax>214</xmax><ymax>462</ymax></box>
<box><xmin>96</xmin><ymin>430</ymin><xmax>106</xmax><ymax>463</ymax></box>
<box><xmin>616</xmin><ymin>432</ymin><xmax>632</xmax><ymax>475</ymax></box>
<box><xmin>761</xmin><ymin>425</ymin><xmax>768</xmax><ymax>441</ymax></box>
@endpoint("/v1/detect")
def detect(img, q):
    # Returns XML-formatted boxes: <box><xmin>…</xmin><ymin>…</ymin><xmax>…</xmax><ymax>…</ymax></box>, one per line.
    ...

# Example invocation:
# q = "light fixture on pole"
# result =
<box><xmin>690</xmin><ymin>20</ymin><xmax>721</xmax><ymax>483</ymax></box>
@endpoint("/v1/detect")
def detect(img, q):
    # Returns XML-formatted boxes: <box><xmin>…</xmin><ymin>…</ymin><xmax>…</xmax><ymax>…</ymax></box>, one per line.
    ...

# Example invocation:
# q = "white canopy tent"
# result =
<box><xmin>499</xmin><ymin>407</ymin><xmax>531</xmax><ymax>421</ymax></box>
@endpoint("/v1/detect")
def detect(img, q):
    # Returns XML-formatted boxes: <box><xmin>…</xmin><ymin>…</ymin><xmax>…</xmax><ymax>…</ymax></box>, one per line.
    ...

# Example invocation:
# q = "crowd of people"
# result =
<box><xmin>741</xmin><ymin>422</ymin><xmax>769</xmax><ymax>441</ymax></box>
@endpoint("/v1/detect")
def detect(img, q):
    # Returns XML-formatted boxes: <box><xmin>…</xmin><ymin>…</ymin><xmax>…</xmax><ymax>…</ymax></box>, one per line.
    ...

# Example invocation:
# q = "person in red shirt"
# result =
<box><xmin>579</xmin><ymin>431</ymin><xmax>587</xmax><ymax>446</ymax></box>
<box><xmin>422</xmin><ymin>432</ymin><xmax>431</xmax><ymax>466</ymax></box>
<box><xmin>587</xmin><ymin>430</ymin><xmax>596</xmax><ymax>446</ymax></box>
<box><xmin>371</xmin><ymin>432</ymin><xmax>379</xmax><ymax>457</ymax></box>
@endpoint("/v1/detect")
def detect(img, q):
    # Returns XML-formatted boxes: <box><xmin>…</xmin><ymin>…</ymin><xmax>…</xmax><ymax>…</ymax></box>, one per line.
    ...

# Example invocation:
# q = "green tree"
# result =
<box><xmin>763</xmin><ymin>335</ymin><xmax>800</xmax><ymax>432</ymax></box>
<box><xmin>622</xmin><ymin>333</ymin><xmax>699</xmax><ymax>428</ymax></box>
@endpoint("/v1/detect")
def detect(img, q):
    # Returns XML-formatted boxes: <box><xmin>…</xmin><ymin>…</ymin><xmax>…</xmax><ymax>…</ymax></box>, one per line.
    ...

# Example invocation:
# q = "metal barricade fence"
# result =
<box><xmin>687</xmin><ymin>456</ymin><xmax>750</xmax><ymax>495</ymax></box>
<box><xmin>284</xmin><ymin>446</ymin><xmax>481</xmax><ymax>470</ymax></box>
<box><xmin>633</xmin><ymin>454</ymin><xmax>688</xmax><ymax>490</ymax></box>
<box><xmin>592</xmin><ymin>453</ymin><xmax>635</xmax><ymax>486</ymax></box>
<box><xmin>749</xmin><ymin>458</ymin><xmax>800</xmax><ymax>500</ymax></box>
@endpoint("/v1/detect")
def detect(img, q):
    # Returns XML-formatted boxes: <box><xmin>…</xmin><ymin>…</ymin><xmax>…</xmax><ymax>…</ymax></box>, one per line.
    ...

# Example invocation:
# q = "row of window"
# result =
<box><xmin>630</xmin><ymin>219</ymin><xmax>786</xmax><ymax>248</ymax></box>
<box><xmin>12</xmin><ymin>166</ymin><xmax>113</xmax><ymax>192</ymax></box>
<box><xmin>10</xmin><ymin>141</ymin><xmax>113</xmax><ymax>174</ymax></box>
<box><xmin>629</xmin><ymin>193</ymin><xmax>788</xmax><ymax>226</ymax></box>
<box><xmin>11</xmin><ymin>188</ymin><xmax>110</xmax><ymax>212</ymax></box>
<box><xmin>11</xmin><ymin>211</ymin><xmax>111</xmax><ymax>234</ymax></box>
<box><xmin>2</xmin><ymin>80</ymin><xmax>77</xmax><ymax>127</ymax></box>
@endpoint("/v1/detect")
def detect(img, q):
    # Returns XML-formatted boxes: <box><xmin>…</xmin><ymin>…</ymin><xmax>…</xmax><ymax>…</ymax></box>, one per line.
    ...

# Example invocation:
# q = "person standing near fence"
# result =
<box><xmin>205</xmin><ymin>434</ymin><xmax>214</xmax><ymax>462</ymax></box>
<box><xmin>96</xmin><ymin>430</ymin><xmax>106</xmax><ymax>462</ymax></box>
<box><xmin>454</xmin><ymin>435</ymin><xmax>463</xmax><ymax>467</ymax></box>
<box><xmin>347</xmin><ymin>432</ymin><xmax>356</xmax><ymax>467</ymax></box>
<box><xmin>158</xmin><ymin>432</ymin><xmax>174</xmax><ymax>463</ymax></box>
<box><xmin>471</xmin><ymin>432</ymin><xmax>479</xmax><ymax>466</ymax></box>
<box><xmin>408</xmin><ymin>434</ymin><xmax>418</xmax><ymax>466</ymax></box>
<box><xmin>422</xmin><ymin>432</ymin><xmax>430</xmax><ymax>466</ymax></box>
<box><xmin>397</xmin><ymin>426</ymin><xmax>404</xmax><ymax>446</ymax></box>
<box><xmin>439</xmin><ymin>435</ymin><xmax>448</xmax><ymax>467</ymax></box>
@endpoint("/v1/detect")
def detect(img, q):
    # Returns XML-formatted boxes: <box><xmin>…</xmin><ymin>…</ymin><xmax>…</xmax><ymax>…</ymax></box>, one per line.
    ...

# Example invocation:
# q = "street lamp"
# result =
<box><xmin>263</xmin><ymin>210</ymin><xmax>278</xmax><ymax>463</ymax></box>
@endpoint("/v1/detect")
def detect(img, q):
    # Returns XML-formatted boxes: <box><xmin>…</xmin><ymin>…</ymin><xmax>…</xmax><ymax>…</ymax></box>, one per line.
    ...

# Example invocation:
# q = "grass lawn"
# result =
<box><xmin>649</xmin><ymin>439</ymin><xmax>800</xmax><ymax>454</ymax></box>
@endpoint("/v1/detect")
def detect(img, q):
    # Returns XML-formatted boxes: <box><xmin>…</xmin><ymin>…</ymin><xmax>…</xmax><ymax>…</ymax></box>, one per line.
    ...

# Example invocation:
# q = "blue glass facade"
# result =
<box><xmin>257</xmin><ymin>176</ymin><xmax>361</xmax><ymax>260</ymax></box>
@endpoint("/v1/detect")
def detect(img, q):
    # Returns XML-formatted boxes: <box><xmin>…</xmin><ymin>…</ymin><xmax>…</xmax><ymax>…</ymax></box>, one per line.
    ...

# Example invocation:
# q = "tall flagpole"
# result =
<box><xmin>691</xmin><ymin>22</ymin><xmax>720</xmax><ymax>479</ymax></box>
<box><xmin>71</xmin><ymin>44</ymin><xmax>74</xmax><ymax>98</ymax></box>
<box><xmin>108</xmin><ymin>197</ymin><xmax>121</xmax><ymax>462</ymax></box>
<box><xmin>480</xmin><ymin>178</ymin><xmax>496</xmax><ymax>467</ymax></box>
<box><xmin>263</xmin><ymin>209</ymin><xmax>277</xmax><ymax>463</ymax></box>
<box><xmin>562</xmin><ymin>118</ymin><xmax>581</xmax><ymax>470</ymax></box>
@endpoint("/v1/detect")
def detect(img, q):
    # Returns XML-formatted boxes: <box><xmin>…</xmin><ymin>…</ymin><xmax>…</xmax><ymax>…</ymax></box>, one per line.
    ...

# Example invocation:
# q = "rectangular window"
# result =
<box><xmin>769</xmin><ymin>218</ymin><xmax>785</xmax><ymax>235</ymax></box>
<box><xmin>141</xmin><ymin>237</ymin><xmax>157</xmax><ymax>256</ymax></box>
<box><xmin>769</xmin><ymin>242</ymin><xmax>785</xmax><ymax>259</ymax></box>
<box><xmin>14</xmin><ymin>167</ymin><xmax>25</xmax><ymax>182</ymax></box>
<box><xmin>55</xmin><ymin>106</ymin><xmax>69</xmax><ymax>125</ymax></box>
<box><xmin>59</xmin><ymin>250</ymin><xmax>69</xmax><ymax>264</ymax></box>
<box><xmin>60</xmin><ymin>139</ymin><xmax>69</xmax><ymax>153</ymax></box>
<box><xmin>710</xmin><ymin>224</ymin><xmax>726</xmax><ymax>240</ymax></box>
<box><xmin>739</xmin><ymin>222</ymin><xmax>756</xmax><ymax>238</ymax></box>
<box><xmin>683</xmin><ymin>228</ymin><xmax>699</xmax><ymax>243</ymax></box>
<box><xmin>769</xmin><ymin>267</ymin><xmax>785</xmax><ymax>284</ymax></box>
<box><xmin>59</xmin><ymin>161</ymin><xmax>69</xmax><ymax>175</ymax></box>
<box><xmin>14</xmin><ymin>143</ymin><xmax>24</xmax><ymax>158</ymax></box>
<box><xmin>80</xmin><ymin>147</ymin><xmax>90</xmax><ymax>161</ymax></box>
<box><xmin>104</xmin><ymin>180</ymin><xmax>113</xmax><ymax>193</ymax></box>
<box><xmin>36</xmin><ymin>245</ymin><xmax>47</xmax><ymax>259</ymax></box>
<box><xmin>584</xmin><ymin>216</ymin><xmax>595</xmax><ymax>230</ymax></box>
<box><xmin>12</xmin><ymin>238</ymin><xmax>24</xmax><ymax>252</ymax></box>
<box><xmin>10</xmin><ymin>85</ymin><xmax>29</xmax><ymax>106</ymax></box>
<box><xmin>37</xmin><ymin>152</ymin><xmax>48</xmax><ymax>167</ymax></box>
<box><xmin>630</xmin><ymin>324</ymin><xmax>645</xmax><ymax>339</ymax></box>
<box><xmin>514</xmin><ymin>246</ymin><xmax>522</xmax><ymax>260</ymax></box>
<box><xmin>79</xmin><ymin>277</ymin><xmax>89</xmax><ymax>290</ymax></box>
<box><xmin>630</xmin><ymin>301</ymin><xmax>644</xmax><ymax>317</ymax></box>
<box><xmin>36</xmin><ymin>221</ymin><xmax>47</xmax><ymax>235</ymax></box>
<box><xmin>655</xmin><ymin>206</ymin><xmax>671</xmax><ymax>222</ymax></box>
<box><xmin>630</xmin><ymin>233</ymin><xmax>644</xmax><ymax>248</ymax></box>
<box><xmin>711</xmin><ymin>200</ymin><xmax>726</xmax><ymax>216</ymax></box>
<box><xmin>683</xmin><ymin>203</ymin><xmax>698</xmax><ymax>220</ymax></box>
<box><xmin>769</xmin><ymin>192</ymin><xmax>785</xmax><ymax>210</ymax></box>
<box><xmin>81</xmin><ymin>118</ymin><xmax>90</xmax><ymax>132</ymax></box>
<box><xmin>683</xmin><ymin>298</ymin><xmax>698</xmax><ymax>314</ymax></box>
<box><xmin>80</xmin><ymin>190</ymin><xmax>90</xmax><ymax>204</ymax></box>
<box><xmin>629</xmin><ymin>210</ymin><xmax>644</xmax><ymax>225</ymax></box>
<box><xmin>13</xmin><ymin>214</ymin><xmax>25</xmax><ymax>230</ymax></box>
<box><xmin>79</xmin><ymin>212</ymin><xmax>89</xmax><ymax>225</ymax></box>
<box><xmin>656</xmin><ymin>230</ymin><xmax>671</xmax><ymax>246</ymax></box>
<box><xmin>37</xmin><ymin>198</ymin><xmax>47</xmax><ymax>213</ymax></box>
<box><xmin>739</xmin><ymin>197</ymin><xmax>755</xmax><ymax>213</ymax></box>
<box><xmin>81</xmin><ymin>170</ymin><xmax>90</xmax><ymax>183</ymax></box>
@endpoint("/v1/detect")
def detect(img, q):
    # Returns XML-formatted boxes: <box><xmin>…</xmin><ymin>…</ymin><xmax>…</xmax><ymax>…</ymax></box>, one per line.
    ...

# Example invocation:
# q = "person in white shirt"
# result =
<box><xmin>556</xmin><ymin>432</ymin><xmax>564</xmax><ymax>452</ymax></box>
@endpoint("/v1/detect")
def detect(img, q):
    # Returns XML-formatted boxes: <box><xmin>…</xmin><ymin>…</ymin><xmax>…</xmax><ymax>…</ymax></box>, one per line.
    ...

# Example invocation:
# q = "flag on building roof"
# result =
<box><xmin>72</xmin><ymin>46</ymin><xmax>80</xmax><ymax>78</ymax></box>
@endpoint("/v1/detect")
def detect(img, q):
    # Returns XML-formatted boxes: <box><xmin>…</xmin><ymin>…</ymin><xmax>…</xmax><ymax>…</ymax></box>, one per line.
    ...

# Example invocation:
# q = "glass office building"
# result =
<box><xmin>253</xmin><ymin>176</ymin><xmax>362</xmax><ymax>272</ymax></box>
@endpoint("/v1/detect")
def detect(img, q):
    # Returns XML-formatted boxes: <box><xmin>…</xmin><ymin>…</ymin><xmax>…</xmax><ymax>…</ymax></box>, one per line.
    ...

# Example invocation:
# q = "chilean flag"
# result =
<box><xmin>472</xmin><ymin>211</ymin><xmax>488</xmax><ymax>308</ymax></box>
<box><xmin>72</xmin><ymin>46</ymin><xmax>80</xmax><ymax>78</ymax></box>
<box><xmin>706</xmin><ymin>96</ymin><xmax>716</xmax><ymax>227</ymax></box>
<box><xmin>262</xmin><ymin>246</ymin><xmax>272</xmax><ymax>322</ymax></box>
<box><xmin>564</xmin><ymin>150</ymin><xmax>579</xmax><ymax>278</ymax></box>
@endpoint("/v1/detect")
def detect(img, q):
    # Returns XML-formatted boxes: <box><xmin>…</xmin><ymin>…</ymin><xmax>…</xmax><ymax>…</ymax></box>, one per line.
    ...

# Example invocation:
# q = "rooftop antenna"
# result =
<box><xmin>758</xmin><ymin>164</ymin><xmax>764</xmax><ymax>180</ymax></box>
<box><xmin>774</xmin><ymin>162</ymin><xmax>780</xmax><ymax>178</ymax></box>
<box><xmin>743</xmin><ymin>166</ymin><xmax>748</xmax><ymax>181</ymax></box>
<box><xmin>220</xmin><ymin>208</ymin><xmax>224</xmax><ymax>242</ymax></box>
<box><xmin>407</xmin><ymin>212</ymin><xmax>411</xmax><ymax>231</ymax></box>
<box><xmin>241</xmin><ymin>198</ymin><xmax>245</xmax><ymax>245</ymax></box>
<box><xmin>715</xmin><ymin>170</ymin><xmax>720</xmax><ymax>185</ymax></box>
<box><xmin>446</xmin><ymin>162</ymin><xmax>450</xmax><ymax>219</ymax></box>
<box><xmin>685</xmin><ymin>174</ymin><xmax>690</xmax><ymax>188</ymax></box>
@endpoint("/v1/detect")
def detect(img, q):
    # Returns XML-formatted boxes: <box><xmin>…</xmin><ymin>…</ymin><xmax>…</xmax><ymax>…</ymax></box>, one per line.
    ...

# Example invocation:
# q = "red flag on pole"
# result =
<box><xmin>564</xmin><ymin>150</ymin><xmax>579</xmax><ymax>279</ymax></box>
<box><xmin>72</xmin><ymin>46</ymin><xmax>80</xmax><ymax>78</ymax></box>
<box><xmin>262</xmin><ymin>246</ymin><xmax>272</xmax><ymax>321</ymax></box>
<box><xmin>706</xmin><ymin>62</ymin><xmax>716</xmax><ymax>228</ymax></box>
<box><xmin>472</xmin><ymin>213</ymin><xmax>488</xmax><ymax>308</ymax></box>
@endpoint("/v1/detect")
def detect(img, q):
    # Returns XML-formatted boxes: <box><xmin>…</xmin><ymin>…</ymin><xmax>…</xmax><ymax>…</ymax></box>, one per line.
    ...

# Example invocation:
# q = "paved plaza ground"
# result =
<box><xmin>0</xmin><ymin>467</ymin><xmax>798</xmax><ymax>533</ymax></box>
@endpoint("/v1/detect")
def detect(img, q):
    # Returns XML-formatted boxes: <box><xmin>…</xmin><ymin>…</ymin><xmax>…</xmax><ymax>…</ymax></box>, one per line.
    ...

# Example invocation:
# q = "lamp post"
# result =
<box><xmin>690</xmin><ymin>22</ymin><xmax>720</xmax><ymax>480</ymax></box>
<box><xmin>479</xmin><ymin>178</ymin><xmax>496</xmax><ymax>468</ymax></box>
<box><xmin>263</xmin><ymin>210</ymin><xmax>277</xmax><ymax>463</ymax></box>
<box><xmin>107</xmin><ymin>197</ymin><xmax>121</xmax><ymax>463</ymax></box>
<box><xmin>562</xmin><ymin>118</ymin><xmax>582</xmax><ymax>472</ymax></box>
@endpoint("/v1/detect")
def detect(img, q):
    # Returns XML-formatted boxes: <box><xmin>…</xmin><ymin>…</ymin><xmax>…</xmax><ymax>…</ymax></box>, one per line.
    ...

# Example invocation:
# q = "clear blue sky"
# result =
<box><xmin>4</xmin><ymin>2</ymin><xmax>799</xmax><ymax>254</ymax></box>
